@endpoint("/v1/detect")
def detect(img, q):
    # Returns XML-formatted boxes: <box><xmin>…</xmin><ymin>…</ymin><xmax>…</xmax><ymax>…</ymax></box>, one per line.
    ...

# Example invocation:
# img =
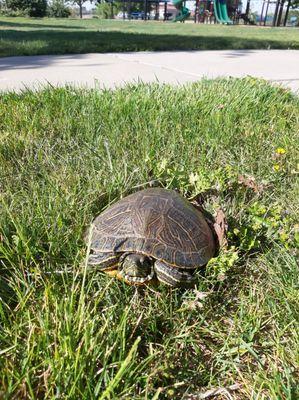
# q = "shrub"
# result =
<box><xmin>95</xmin><ymin>1</ymin><xmax>116</xmax><ymax>19</ymax></box>
<box><xmin>0</xmin><ymin>7</ymin><xmax>29</xmax><ymax>16</ymax></box>
<box><xmin>27</xmin><ymin>0</ymin><xmax>47</xmax><ymax>17</ymax></box>
<box><xmin>47</xmin><ymin>0</ymin><xmax>71</xmax><ymax>18</ymax></box>
<box><xmin>5</xmin><ymin>0</ymin><xmax>47</xmax><ymax>17</ymax></box>
<box><xmin>5</xmin><ymin>0</ymin><xmax>24</xmax><ymax>10</ymax></box>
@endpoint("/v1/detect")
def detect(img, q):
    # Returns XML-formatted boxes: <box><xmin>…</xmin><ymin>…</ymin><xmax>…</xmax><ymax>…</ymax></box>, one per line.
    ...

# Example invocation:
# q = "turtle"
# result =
<box><xmin>86</xmin><ymin>188</ymin><xmax>216</xmax><ymax>287</ymax></box>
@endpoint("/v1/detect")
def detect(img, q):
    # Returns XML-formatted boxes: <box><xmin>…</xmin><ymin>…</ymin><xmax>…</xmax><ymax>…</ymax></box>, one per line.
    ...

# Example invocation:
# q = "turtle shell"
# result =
<box><xmin>89</xmin><ymin>188</ymin><xmax>215</xmax><ymax>269</ymax></box>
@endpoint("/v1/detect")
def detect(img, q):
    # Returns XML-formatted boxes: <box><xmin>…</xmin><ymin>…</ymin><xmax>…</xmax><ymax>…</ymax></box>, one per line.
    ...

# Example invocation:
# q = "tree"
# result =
<box><xmin>27</xmin><ymin>0</ymin><xmax>47</xmax><ymax>16</ymax></box>
<box><xmin>6</xmin><ymin>0</ymin><xmax>47</xmax><ymax>16</ymax></box>
<box><xmin>71</xmin><ymin>0</ymin><xmax>92</xmax><ymax>18</ymax></box>
<box><xmin>48</xmin><ymin>0</ymin><xmax>71</xmax><ymax>17</ymax></box>
<box><xmin>5</xmin><ymin>0</ymin><xmax>27</xmax><ymax>9</ymax></box>
<box><xmin>95</xmin><ymin>1</ymin><xmax>115</xmax><ymax>19</ymax></box>
<box><xmin>95</xmin><ymin>0</ymin><xmax>143</xmax><ymax>19</ymax></box>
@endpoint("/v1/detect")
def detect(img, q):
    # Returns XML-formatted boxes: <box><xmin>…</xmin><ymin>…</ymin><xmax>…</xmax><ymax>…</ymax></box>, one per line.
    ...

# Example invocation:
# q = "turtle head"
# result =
<box><xmin>119</xmin><ymin>253</ymin><xmax>154</xmax><ymax>284</ymax></box>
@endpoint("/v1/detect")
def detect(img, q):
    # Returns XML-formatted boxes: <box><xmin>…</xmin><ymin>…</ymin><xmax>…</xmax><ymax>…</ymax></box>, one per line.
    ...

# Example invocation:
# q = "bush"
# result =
<box><xmin>5</xmin><ymin>0</ymin><xmax>47</xmax><ymax>17</ymax></box>
<box><xmin>5</xmin><ymin>0</ymin><xmax>24</xmax><ymax>10</ymax></box>
<box><xmin>27</xmin><ymin>0</ymin><xmax>47</xmax><ymax>17</ymax></box>
<box><xmin>47</xmin><ymin>0</ymin><xmax>71</xmax><ymax>18</ymax></box>
<box><xmin>0</xmin><ymin>7</ymin><xmax>29</xmax><ymax>16</ymax></box>
<box><xmin>95</xmin><ymin>2</ymin><xmax>115</xmax><ymax>19</ymax></box>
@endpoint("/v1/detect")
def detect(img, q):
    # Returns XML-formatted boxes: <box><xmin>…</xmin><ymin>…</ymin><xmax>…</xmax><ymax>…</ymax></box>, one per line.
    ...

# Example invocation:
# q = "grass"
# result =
<box><xmin>0</xmin><ymin>17</ymin><xmax>299</xmax><ymax>57</ymax></box>
<box><xmin>0</xmin><ymin>78</ymin><xmax>298</xmax><ymax>399</ymax></box>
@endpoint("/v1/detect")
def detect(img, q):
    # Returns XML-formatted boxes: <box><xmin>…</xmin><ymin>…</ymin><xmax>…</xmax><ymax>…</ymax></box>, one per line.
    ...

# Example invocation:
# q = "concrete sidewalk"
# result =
<box><xmin>0</xmin><ymin>50</ymin><xmax>298</xmax><ymax>92</ymax></box>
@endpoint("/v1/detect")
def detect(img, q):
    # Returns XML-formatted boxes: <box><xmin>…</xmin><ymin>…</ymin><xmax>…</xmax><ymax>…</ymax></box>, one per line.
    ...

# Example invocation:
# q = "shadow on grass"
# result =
<box><xmin>0</xmin><ymin>19</ymin><xmax>85</xmax><ymax>30</ymax></box>
<box><xmin>0</xmin><ymin>29</ymin><xmax>298</xmax><ymax>59</ymax></box>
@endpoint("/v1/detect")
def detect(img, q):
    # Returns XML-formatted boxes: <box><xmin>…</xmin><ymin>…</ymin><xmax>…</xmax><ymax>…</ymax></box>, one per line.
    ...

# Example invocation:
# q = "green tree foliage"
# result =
<box><xmin>48</xmin><ymin>0</ymin><xmax>71</xmax><ymax>17</ymax></box>
<box><xmin>5</xmin><ymin>0</ymin><xmax>47</xmax><ymax>16</ymax></box>
<box><xmin>95</xmin><ymin>0</ymin><xmax>144</xmax><ymax>19</ymax></box>
<box><xmin>5</xmin><ymin>0</ymin><xmax>26</xmax><ymax>9</ymax></box>
<box><xmin>95</xmin><ymin>1</ymin><xmax>117</xmax><ymax>19</ymax></box>
<box><xmin>29</xmin><ymin>0</ymin><xmax>47</xmax><ymax>16</ymax></box>
<box><xmin>290</xmin><ymin>0</ymin><xmax>299</xmax><ymax>8</ymax></box>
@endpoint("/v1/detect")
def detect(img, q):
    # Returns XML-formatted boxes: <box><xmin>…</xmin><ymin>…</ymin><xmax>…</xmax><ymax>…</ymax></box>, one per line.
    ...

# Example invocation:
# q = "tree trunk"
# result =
<box><xmin>245</xmin><ymin>0</ymin><xmax>250</xmax><ymax>17</ymax></box>
<box><xmin>79</xmin><ymin>1</ymin><xmax>83</xmax><ymax>18</ymax></box>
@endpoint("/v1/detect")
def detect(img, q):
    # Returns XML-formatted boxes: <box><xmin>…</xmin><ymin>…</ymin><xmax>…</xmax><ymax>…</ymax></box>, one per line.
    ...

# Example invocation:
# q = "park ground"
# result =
<box><xmin>0</xmin><ymin>16</ymin><xmax>299</xmax><ymax>400</ymax></box>
<box><xmin>0</xmin><ymin>17</ymin><xmax>299</xmax><ymax>57</ymax></box>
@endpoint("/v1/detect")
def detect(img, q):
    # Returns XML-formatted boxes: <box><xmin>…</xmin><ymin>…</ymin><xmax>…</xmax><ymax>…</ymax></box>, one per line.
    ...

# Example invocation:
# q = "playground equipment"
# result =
<box><xmin>213</xmin><ymin>0</ymin><xmax>233</xmax><ymax>24</ymax></box>
<box><xmin>113</xmin><ymin>0</ymin><xmax>296</xmax><ymax>26</ymax></box>
<box><xmin>259</xmin><ymin>0</ymin><xmax>292</xmax><ymax>26</ymax></box>
<box><xmin>173</xmin><ymin>0</ymin><xmax>232</xmax><ymax>24</ymax></box>
<box><xmin>172</xmin><ymin>0</ymin><xmax>191</xmax><ymax>22</ymax></box>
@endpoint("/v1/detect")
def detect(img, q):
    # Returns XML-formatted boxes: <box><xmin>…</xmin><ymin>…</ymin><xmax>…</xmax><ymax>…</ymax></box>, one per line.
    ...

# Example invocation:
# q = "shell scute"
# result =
<box><xmin>89</xmin><ymin>188</ymin><xmax>215</xmax><ymax>268</ymax></box>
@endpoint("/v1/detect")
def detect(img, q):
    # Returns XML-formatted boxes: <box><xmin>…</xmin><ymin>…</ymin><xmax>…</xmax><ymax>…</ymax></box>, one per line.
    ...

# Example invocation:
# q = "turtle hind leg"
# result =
<box><xmin>154</xmin><ymin>260</ymin><xmax>196</xmax><ymax>288</ymax></box>
<box><xmin>87</xmin><ymin>251</ymin><xmax>119</xmax><ymax>271</ymax></box>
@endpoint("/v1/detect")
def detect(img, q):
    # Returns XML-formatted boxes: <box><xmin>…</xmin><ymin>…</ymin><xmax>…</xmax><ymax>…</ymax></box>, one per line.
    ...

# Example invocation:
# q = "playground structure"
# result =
<box><xmin>172</xmin><ymin>0</ymin><xmax>191</xmax><ymax>22</ymax></box>
<box><xmin>115</xmin><ymin>0</ymin><xmax>297</xmax><ymax>25</ymax></box>
<box><xmin>179</xmin><ymin>0</ymin><xmax>233</xmax><ymax>23</ymax></box>
<box><xmin>208</xmin><ymin>0</ymin><xmax>233</xmax><ymax>24</ymax></box>
<box><xmin>117</xmin><ymin>0</ymin><xmax>235</xmax><ymax>23</ymax></box>
<box><xmin>259</xmin><ymin>0</ymin><xmax>293</xmax><ymax>26</ymax></box>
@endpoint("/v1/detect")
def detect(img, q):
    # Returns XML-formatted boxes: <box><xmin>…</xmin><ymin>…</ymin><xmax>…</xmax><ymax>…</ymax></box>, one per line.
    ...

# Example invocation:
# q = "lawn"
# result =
<box><xmin>0</xmin><ymin>17</ymin><xmax>299</xmax><ymax>57</ymax></box>
<box><xmin>0</xmin><ymin>78</ymin><xmax>298</xmax><ymax>399</ymax></box>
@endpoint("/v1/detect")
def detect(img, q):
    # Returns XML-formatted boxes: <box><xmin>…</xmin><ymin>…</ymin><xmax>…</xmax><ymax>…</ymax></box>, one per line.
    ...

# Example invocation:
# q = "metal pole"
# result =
<box><xmin>264</xmin><ymin>0</ymin><xmax>270</xmax><ymax>25</ymax></box>
<box><xmin>283</xmin><ymin>0</ymin><xmax>291</xmax><ymax>26</ymax></box>
<box><xmin>272</xmin><ymin>0</ymin><xmax>280</xmax><ymax>26</ymax></box>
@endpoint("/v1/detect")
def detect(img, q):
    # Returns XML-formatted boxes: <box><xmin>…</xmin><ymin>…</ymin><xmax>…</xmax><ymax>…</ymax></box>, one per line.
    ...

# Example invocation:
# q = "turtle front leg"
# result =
<box><xmin>154</xmin><ymin>260</ymin><xmax>196</xmax><ymax>288</ymax></box>
<box><xmin>87</xmin><ymin>251</ymin><xmax>119</xmax><ymax>272</ymax></box>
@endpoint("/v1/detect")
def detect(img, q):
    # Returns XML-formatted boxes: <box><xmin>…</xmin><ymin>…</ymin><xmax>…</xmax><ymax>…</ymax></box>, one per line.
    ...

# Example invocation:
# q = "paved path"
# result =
<box><xmin>0</xmin><ymin>50</ymin><xmax>298</xmax><ymax>93</ymax></box>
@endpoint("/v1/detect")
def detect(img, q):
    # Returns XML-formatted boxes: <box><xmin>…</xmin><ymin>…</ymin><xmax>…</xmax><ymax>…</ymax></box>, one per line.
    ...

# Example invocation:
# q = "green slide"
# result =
<box><xmin>214</xmin><ymin>0</ymin><xmax>233</xmax><ymax>24</ymax></box>
<box><xmin>172</xmin><ymin>0</ymin><xmax>191</xmax><ymax>22</ymax></box>
<box><xmin>213</xmin><ymin>0</ymin><xmax>226</xmax><ymax>23</ymax></box>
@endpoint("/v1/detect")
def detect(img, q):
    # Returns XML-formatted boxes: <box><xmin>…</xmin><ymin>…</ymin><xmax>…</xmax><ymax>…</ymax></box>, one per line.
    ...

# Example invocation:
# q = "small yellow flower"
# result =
<box><xmin>167</xmin><ymin>389</ymin><xmax>175</xmax><ymax>397</ymax></box>
<box><xmin>276</xmin><ymin>147</ymin><xmax>286</xmax><ymax>155</ymax></box>
<box><xmin>279</xmin><ymin>231</ymin><xmax>289</xmax><ymax>242</ymax></box>
<box><xmin>273</xmin><ymin>164</ymin><xmax>280</xmax><ymax>172</ymax></box>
